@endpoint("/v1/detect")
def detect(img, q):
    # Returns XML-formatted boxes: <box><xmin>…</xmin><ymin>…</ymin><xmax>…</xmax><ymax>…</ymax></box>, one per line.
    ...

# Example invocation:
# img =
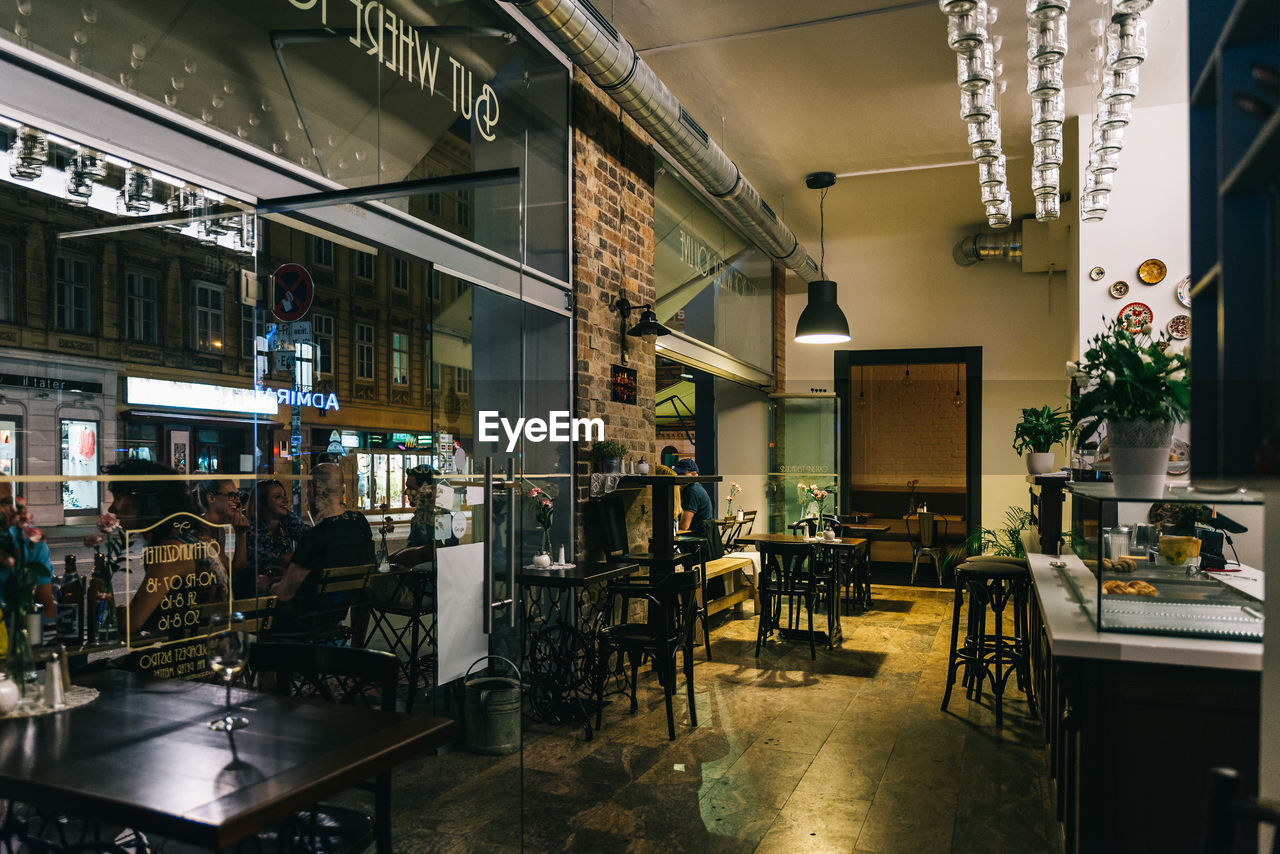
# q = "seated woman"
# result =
<box><xmin>0</xmin><ymin>482</ymin><xmax>55</xmax><ymax>653</ymax></box>
<box><xmin>194</xmin><ymin>478</ymin><xmax>249</xmax><ymax>577</ymax></box>
<box><xmin>105</xmin><ymin>460</ymin><xmax>227</xmax><ymax>639</ymax></box>
<box><xmin>236</xmin><ymin>478</ymin><xmax>309</xmax><ymax>597</ymax></box>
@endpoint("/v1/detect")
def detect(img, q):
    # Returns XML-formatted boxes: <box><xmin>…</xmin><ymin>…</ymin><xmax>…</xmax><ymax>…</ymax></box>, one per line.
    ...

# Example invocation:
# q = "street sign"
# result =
<box><xmin>272</xmin><ymin>350</ymin><xmax>297</xmax><ymax>372</ymax></box>
<box><xmin>271</xmin><ymin>263</ymin><xmax>314</xmax><ymax>322</ymax></box>
<box><xmin>272</xmin><ymin>321</ymin><xmax>312</xmax><ymax>349</ymax></box>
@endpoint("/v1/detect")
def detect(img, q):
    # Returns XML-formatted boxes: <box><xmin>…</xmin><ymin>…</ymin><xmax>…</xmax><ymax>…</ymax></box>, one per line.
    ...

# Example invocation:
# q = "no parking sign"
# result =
<box><xmin>271</xmin><ymin>263</ymin><xmax>314</xmax><ymax>322</ymax></box>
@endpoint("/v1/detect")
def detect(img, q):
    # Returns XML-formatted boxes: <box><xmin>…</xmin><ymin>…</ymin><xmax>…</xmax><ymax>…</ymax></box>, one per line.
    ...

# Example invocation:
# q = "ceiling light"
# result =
<box><xmin>794</xmin><ymin>171</ymin><xmax>851</xmax><ymax>345</ymax></box>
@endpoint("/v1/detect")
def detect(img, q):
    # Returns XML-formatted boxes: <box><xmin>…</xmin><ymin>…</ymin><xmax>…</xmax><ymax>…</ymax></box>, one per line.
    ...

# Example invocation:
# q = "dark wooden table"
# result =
<box><xmin>738</xmin><ymin>533</ymin><xmax>874</xmax><ymax>634</ymax></box>
<box><xmin>0</xmin><ymin>669</ymin><xmax>453</xmax><ymax>852</ymax></box>
<box><xmin>618</xmin><ymin>474</ymin><xmax>721</xmax><ymax>575</ymax></box>
<box><xmin>518</xmin><ymin>560</ymin><xmax>641</xmax><ymax>737</ymax></box>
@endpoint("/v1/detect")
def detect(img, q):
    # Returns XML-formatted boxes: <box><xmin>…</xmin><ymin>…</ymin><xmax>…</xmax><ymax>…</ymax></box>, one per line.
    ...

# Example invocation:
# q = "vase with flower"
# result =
<box><xmin>800</xmin><ymin>483</ymin><xmax>831</xmax><ymax>540</ymax></box>
<box><xmin>2</xmin><ymin>497</ymin><xmax>46</xmax><ymax>699</ymax></box>
<box><xmin>725</xmin><ymin>481</ymin><xmax>741</xmax><ymax>519</ymax></box>
<box><xmin>1070</xmin><ymin>317</ymin><xmax>1190</xmax><ymax>498</ymax></box>
<box><xmin>82</xmin><ymin>511</ymin><xmax>126</xmax><ymax>641</ymax></box>
<box><xmin>526</xmin><ymin>486</ymin><xmax>555</xmax><ymax>568</ymax></box>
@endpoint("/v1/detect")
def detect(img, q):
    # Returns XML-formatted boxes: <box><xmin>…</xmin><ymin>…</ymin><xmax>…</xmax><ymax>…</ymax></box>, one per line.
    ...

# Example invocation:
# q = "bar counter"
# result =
<box><xmin>1023</xmin><ymin>534</ymin><xmax>1261</xmax><ymax>854</ymax></box>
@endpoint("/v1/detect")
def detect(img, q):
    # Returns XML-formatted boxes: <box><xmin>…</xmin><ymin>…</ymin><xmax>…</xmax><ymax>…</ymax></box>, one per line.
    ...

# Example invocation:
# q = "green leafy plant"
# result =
<box><xmin>1069</xmin><ymin>316</ymin><xmax>1190</xmax><ymax>443</ymax></box>
<box><xmin>1012</xmin><ymin>405</ymin><xmax>1071</xmax><ymax>457</ymax></box>
<box><xmin>594</xmin><ymin>439</ymin><xmax>628</xmax><ymax>461</ymax></box>
<box><xmin>1147</xmin><ymin>502</ymin><xmax>1211</xmax><ymax>536</ymax></box>
<box><xmin>947</xmin><ymin>506</ymin><xmax>1033</xmax><ymax>568</ymax></box>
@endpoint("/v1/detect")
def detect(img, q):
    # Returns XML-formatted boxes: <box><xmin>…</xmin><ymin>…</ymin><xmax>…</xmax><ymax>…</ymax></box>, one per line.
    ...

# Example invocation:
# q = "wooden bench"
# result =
<box><xmin>693</xmin><ymin>520</ymin><xmax>757</xmax><ymax>618</ymax></box>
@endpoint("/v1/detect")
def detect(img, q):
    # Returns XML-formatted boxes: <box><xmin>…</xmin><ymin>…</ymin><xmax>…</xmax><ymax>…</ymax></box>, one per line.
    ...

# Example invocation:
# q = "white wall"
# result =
<box><xmin>784</xmin><ymin>164</ymin><xmax>1074</xmax><ymax>532</ymax></box>
<box><xmin>714</xmin><ymin>378</ymin><xmax>768</xmax><ymax>523</ymax></box>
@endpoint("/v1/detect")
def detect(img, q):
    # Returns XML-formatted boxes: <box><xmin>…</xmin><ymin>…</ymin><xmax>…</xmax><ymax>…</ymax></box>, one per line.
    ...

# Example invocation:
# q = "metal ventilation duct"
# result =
<box><xmin>508</xmin><ymin>0</ymin><xmax>819</xmax><ymax>280</ymax></box>
<box><xmin>953</xmin><ymin>229</ymin><xmax>1024</xmax><ymax>266</ymax></box>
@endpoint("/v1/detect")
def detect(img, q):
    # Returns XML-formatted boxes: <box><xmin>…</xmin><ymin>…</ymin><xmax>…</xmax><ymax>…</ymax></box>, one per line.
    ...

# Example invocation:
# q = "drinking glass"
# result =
<box><xmin>1100</xmin><ymin>67</ymin><xmax>1140</xmax><ymax>103</ymax></box>
<box><xmin>957</xmin><ymin>43</ymin><xmax>994</xmax><ymax>92</ymax></box>
<box><xmin>1088</xmin><ymin>148</ymin><xmax>1120</xmax><ymax>173</ymax></box>
<box><xmin>1085</xmin><ymin>170</ymin><xmax>1114</xmax><ymax>194</ymax></box>
<box><xmin>981</xmin><ymin>181</ymin><xmax>1008</xmax><ymax>205</ymax></box>
<box><xmin>1027</xmin><ymin>61</ymin><xmax>1063</xmax><ymax>97</ymax></box>
<box><xmin>1106</xmin><ymin>14</ymin><xmax>1147</xmax><ymax>70</ymax></box>
<box><xmin>1026</xmin><ymin>0</ymin><xmax>1068</xmax><ymax>19</ymax></box>
<box><xmin>1081</xmin><ymin>189</ymin><xmax>1110</xmax><ymax>220</ymax></box>
<box><xmin>1035</xmin><ymin>193</ymin><xmax>1061</xmax><ymax>221</ymax></box>
<box><xmin>961</xmin><ymin>87</ymin><xmax>994</xmax><ymax>123</ymax></box>
<box><xmin>1032</xmin><ymin>120</ymin><xmax>1062</xmax><ymax>148</ymax></box>
<box><xmin>1092</xmin><ymin>120</ymin><xmax>1125</xmax><ymax>153</ymax></box>
<box><xmin>207</xmin><ymin>613</ymin><xmax>249</xmax><ymax>732</ymax></box>
<box><xmin>978</xmin><ymin>158</ymin><xmax>1006</xmax><ymax>187</ymax></box>
<box><xmin>967</xmin><ymin>110</ymin><xmax>1001</xmax><ymax>147</ymax></box>
<box><xmin>1098</xmin><ymin>100</ymin><xmax>1132</xmax><ymax>129</ymax></box>
<box><xmin>1033</xmin><ymin>142</ymin><xmax>1063</xmax><ymax>169</ymax></box>
<box><xmin>947</xmin><ymin>3</ymin><xmax>988</xmax><ymax>54</ymax></box>
<box><xmin>1032</xmin><ymin>166</ymin><xmax>1060</xmax><ymax>197</ymax></box>
<box><xmin>986</xmin><ymin>198</ymin><xmax>1012</xmax><ymax>227</ymax></box>
<box><xmin>1113</xmin><ymin>0</ymin><xmax>1152</xmax><ymax>10</ymax></box>
<box><xmin>1031</xmin><ymin>91</ymin><xmax>1065</xmax><ymax>128</ymax></box>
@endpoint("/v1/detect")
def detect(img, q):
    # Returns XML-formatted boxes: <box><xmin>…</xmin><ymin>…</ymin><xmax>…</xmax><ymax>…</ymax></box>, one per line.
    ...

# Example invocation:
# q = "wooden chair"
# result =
<box><xmin>592</xmin><ymin>571</ymin><xmax>699</xmax><ymax>740</ymax></box>
<box><xmin>268</xmin><ymin>563</ymin><xmax>374</xmax><ymax>645</ymax></box>
<box><xmin>728</xmin><ymin>510</ymin><xmax>758</xmax><ymax>550</ymax></box>
<box><xmin>756</xmin><ymin>541</ymin><xmax>820</xmax><ymax>660</ymax></box>
<box><xmin>249</xmin><ymin>642</ymin><xmax>400</xmax><ymax>854</ymax></box>
<box><xmin>1200</xmin><ymin>766</ymin><xmax>1280</xmax><ymax>854</ymax></box>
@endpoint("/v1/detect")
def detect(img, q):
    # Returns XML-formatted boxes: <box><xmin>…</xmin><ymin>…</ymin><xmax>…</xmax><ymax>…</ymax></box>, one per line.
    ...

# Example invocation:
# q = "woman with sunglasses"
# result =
<box><xmin>195</xmin><ymin>479</ymin><xmax>249</xmax><ymax>582</ymax></box>
<box><xmin>239</xmin><ymin>479</ymin><xmax>309</xmax><ymax>596</ymax></box>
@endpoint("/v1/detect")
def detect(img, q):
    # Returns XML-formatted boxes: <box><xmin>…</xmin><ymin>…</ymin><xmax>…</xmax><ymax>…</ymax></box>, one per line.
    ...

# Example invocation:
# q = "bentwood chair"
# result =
<box><xmin>756</xmin><ymin>541</ymin><xmax>820</xmax><ymax>660</ymax></box>
<box><xmin>1200</xmin><ymin>766</ymin><xmax>1280</xmax><ymax>854</ymax></box>
<box><xmin>249</xmin><ymin>643</ymin><xmax>400</xmax><ymax>854</ymax></box>
<box><xmin>593</xmin><ymin>571</ymin><xmax>699</xmax><ymax>740</ymax></box>
<box><xmin>905</xmin><ymin>511</ymin><xmax>950</xmax><ymax>585</ymax></box>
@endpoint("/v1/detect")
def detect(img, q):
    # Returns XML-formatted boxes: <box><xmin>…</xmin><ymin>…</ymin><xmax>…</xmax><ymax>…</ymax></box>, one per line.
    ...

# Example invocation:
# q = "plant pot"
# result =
<box><xmin>602</xmin><ymin>457</ymin><xmax>622</xmax><ymax>474</ymax></box>
<box><xmin>1108</xmin><ymin>419</ymin><xmax>1175</xmax><ymax>499</ymax></box>
<box><xmin>1025</xmin><ymin>452</ymin><xmax>1056</xmax><ymax>474</ymax></box>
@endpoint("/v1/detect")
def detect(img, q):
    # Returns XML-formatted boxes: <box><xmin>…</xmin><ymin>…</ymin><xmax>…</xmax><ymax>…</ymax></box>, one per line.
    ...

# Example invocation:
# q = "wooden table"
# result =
<box><xmin>737</xmin><ymin>533</ymin><xmax>872</xmax><ymax>641</ymax></box>
<box><xmin>0</xmin><ymin>669</ymin><xmax>454</xmax><ymax>852</ymax></box>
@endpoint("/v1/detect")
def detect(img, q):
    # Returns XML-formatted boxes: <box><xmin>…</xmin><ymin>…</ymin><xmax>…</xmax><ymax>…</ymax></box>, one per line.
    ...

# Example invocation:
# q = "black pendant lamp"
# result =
<box><xmin>794</xmin><ymin>171</ymin><xmax>851</xmax><ymax>344</ymax></box>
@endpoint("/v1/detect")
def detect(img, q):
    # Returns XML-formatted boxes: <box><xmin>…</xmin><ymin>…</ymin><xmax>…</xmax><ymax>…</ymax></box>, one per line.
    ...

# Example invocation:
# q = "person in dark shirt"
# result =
<box><xmin>674</xmin><ymin>458</ymin><xmax>713</xmax><ymax>531</ymax></box>
<box><xmin>388</xmin><ymin>465</ymin><xmax>449</xmax><ymax>567</ymax></box>
<box><xmin>272</xmin><ymin>463</ymin><xmax>373</xmax><ymax>641</ymax></box>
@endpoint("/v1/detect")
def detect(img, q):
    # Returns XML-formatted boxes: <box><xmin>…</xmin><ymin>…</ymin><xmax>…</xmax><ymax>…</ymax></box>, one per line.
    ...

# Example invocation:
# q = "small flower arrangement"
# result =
<box><xmin>526</xmin><ymin>486</ymin><xmax>555</xmax><ymax>555</ymax></box>
<box><xmin>83</xmin><ymin>511</ymin><xmax>125</xmax><ymax>582</ymax></box>
<box><xmin>3</xmin><ymin>497</ymin><xmax>46</xmax><ymax>617</ymax></box>
<box><xmin>725</xmin><ymin>481</ymin><xmax>741</xmax><ymax>515</ymax></box>
<box><xmin>1069</xmin><ymin>316</ymin><xmax>1190</xmax><ymax>442</ymax></box>
<box><xmin>797</xmin><ymin>482</ymin><xmax>831</xmax><ymax>519</ymax></box>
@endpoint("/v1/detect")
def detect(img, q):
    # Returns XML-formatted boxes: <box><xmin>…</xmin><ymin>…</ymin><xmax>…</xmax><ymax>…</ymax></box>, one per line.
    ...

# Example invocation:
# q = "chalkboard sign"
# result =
<box><xmin>611</xmin><ymin>364</ymin><xmax>637</xmax><ymax>404</ymax></box>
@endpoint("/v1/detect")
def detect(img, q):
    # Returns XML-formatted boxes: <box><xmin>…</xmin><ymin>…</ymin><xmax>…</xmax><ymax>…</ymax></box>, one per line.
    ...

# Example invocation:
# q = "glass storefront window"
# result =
<box><xmin>60</xmin><ymin>419</ymin><xmax>99</xmax><ymax>512</ymax></box>
<box><xmin>767</xmin><ymin>396</ymin><xmax>838</xmax><ymax>533</ymax></box>
<box><xmin>0</xmin><ymin>417</ymin><xmax>18</xmax><ymax>475</ymax></box>
<box><xmin>654</xmin><ymin>156</ymin><xmax>773</xmax><ymax>373</ymax></box>
<box><xmin>2</xmin><ymin>0</ymin><xmax>570</xmax><ymax>280</ymax></box>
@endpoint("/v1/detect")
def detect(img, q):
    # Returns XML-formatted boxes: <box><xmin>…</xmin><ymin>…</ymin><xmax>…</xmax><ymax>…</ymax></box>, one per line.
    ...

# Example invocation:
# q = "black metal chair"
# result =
<box><xmin>756</xmin><ymin>541</ymin><xmax>820</xmax><ymax>660</ymax></box>
<box><xmin>248</xmin><ymin>642</ymin><xmax>400</xmax><ymax>854</ymax></box>
<box><xmin>592</xmin><ymin>571</ymin><xmax>699</xmax><ymax>740</ymax></box>
<box><xmin>905</xmin><ymin>511</ymin><xmax>950</xmax><ymax>585</ymax></box>
<box><xmin>728</xmin><ymin>509</ymin><xmax>757</xmax><ymax>550</ymax></box>
<box><xmin>1200</xmin><ymin>766</ymin><xmax>1280</xmax><ymax>854</ymax></box>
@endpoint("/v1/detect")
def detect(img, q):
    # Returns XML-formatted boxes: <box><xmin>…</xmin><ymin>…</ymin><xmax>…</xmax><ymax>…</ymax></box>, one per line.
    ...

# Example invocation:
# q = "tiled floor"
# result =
<box><xmin>379</xmin><ymin>585</ymin><xmax>1062</xmax><ymax>853</ymax></box>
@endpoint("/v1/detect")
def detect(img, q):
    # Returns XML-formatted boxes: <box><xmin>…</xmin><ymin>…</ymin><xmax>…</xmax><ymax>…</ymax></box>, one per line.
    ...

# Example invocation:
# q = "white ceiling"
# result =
<box><xmin>609</xmin><ymin>0</ymin><xmax>1188</xmax><ymax>258</ymax></box>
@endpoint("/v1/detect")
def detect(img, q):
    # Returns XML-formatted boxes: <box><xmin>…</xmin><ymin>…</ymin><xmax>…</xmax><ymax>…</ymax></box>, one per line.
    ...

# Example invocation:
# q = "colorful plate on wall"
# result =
<box><xmin>1109</xmin><ymin>280</ymin><xmax>1130</xmax><ymax>298</ymax></box>
<box><xmin>1138</xmin><ymin>258</ymin><xmax>1167</xmax><ymax>284</ymax></box>
<box><xmin>1167</xmin><ymin>314</ymin><xmax>1191</xmax><ymax>339</ymax></box>
<box><xmin>1175</xmin><ymin>275</ymin><xmax>1191</xmax><ymax>307</ymax></box>
<box><xmin>1089</xmin><ymin>266</ymin><xmax>1106</xmax><ymax>281</ymax></box>
<box><xmin>1118</xmin><ymin>301</ymin><xmax>1154</xmax><ymax>334</ymax></box>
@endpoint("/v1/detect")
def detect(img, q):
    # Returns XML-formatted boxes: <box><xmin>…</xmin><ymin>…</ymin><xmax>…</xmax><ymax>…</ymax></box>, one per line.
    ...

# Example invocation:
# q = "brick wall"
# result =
<box><xmin>572</xmin><ymin>71</ymin><xmax>659</xmax><ymax>557</ymax></box>
<box><xmin>850</xmin><ymin>363</ymin><xmax>966</xmax><ymax>486</ymax></box>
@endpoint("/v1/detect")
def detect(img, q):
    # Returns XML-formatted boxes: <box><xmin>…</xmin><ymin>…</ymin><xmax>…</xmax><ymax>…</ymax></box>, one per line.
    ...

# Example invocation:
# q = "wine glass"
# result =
<box><xmin>207</xmin><ymin>612</ymin><xmax>248</xmax><ymax>732</ymax></box>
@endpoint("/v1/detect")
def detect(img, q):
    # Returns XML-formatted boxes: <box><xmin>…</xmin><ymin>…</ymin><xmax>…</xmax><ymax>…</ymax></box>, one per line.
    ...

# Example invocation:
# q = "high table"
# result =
<box><xmin>0</xmin><ymin>669</ymin><xmax>454</xmax><ymax>852</ymax></box>
<box><xmin>737</xmin><ymin>533</ymin><xmax>871</xmax><ymax>642</ymax></box>
<box><xmin>616</xmin><ymin>474</ymin><xmax>721</xmax><ymax>577</ymax></box>
<box><xmin>517</xmin><ymin>560</ymin><xmax>640</xmax><ymax>738</ymax></box>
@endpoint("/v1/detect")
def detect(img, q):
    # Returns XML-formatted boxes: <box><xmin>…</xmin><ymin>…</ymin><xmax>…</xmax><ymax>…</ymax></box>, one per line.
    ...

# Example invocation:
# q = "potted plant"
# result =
<box><xmin>1012</xmin><ymin>405</ymin><xmax>1071</xmax><ymax>474</ymax></box>
<box><xmin>594</xmin><ymin>439</ymin><xmax>628</xmax><ymax>474</ymax></box>
<box><xmin>1069</xmin><ymin>317</ymin><xmax>1190</xmax><ymax>498</ymax></box>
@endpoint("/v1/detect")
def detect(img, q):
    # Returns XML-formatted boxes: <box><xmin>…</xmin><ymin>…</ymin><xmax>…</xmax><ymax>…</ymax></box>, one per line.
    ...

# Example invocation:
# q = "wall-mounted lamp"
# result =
<box><xmin>613</xmin><ymin>297</ymin><xmax>670</xmax><ymax>364</ymax></box>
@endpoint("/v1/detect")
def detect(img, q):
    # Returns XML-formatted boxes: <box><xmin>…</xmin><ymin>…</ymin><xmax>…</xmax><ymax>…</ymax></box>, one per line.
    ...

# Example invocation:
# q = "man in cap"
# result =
<box><xmin>674</xmin><ymin>458</ymin><xmax>712</xmax><ymax>532</ymax></box>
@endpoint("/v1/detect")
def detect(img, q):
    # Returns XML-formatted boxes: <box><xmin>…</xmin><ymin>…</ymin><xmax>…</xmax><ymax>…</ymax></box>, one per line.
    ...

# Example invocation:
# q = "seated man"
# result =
<box><xmin>674</xmin><ymin>458</ymin><xmax>713</xmax><ymax>532</ymax></box>
<box><xmin>272</xmin><ymin>463</ymin><xmax>374</xmax><ymax>640</ymax></box>
<box><xmin>388</xmin><ymin>465</ymin><xmax>455</xmax><ymax>567</ymax></box>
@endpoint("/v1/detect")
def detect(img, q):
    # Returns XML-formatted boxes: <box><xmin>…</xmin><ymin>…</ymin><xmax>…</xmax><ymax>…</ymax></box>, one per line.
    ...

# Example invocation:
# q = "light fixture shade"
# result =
<box><xmin>794</xmin><ymin>280</ymin><xmax>851</xmax><ymax>344</ymax></box>
<box><xmin>627</xmin><ymin>306</ymin><xmax>671</xmax><ymax>337</ymax></box>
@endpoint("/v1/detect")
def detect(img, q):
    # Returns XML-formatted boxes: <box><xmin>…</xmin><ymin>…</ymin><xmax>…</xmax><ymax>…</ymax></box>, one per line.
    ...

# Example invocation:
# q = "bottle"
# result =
<box><xmin>56</xmin><ymin>555</ymin><xmax>83</xmax><ymax>645</ymax></box>
<box><xmin>84</xmin><ymin>571</ymin><xmax>103</xmax><ymax>645</ymax></box>
<box><xmin>90</xmin><ymin>551</ymin><xmax>110</xmax><ymax>643</ymax></box>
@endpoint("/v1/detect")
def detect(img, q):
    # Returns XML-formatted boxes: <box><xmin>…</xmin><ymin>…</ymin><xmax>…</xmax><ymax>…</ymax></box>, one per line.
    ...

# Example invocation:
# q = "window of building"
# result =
<box><xmin>455</xmin><ymin>366</ymin><xmax>471</xmax><ymax>394</ymax></box>
<box><xmin>310</xmin><ymin>235</ymin><xmax>334</xmax><ymax>268</ymax></box>
<box><xmin>392</xmin><ymin>257</ymin><xmax>410</xmax><ymax>291</ymax></box>
<box><xmin>430</xmin><ymin>360</ymin><xmax>441</xmax><ymax>391</ymax></box>
<box><xmin>55</xmin><ymin>255</ymin><xmax>91</xmax><ymax>334</ymax></box>
<box><xmin>125</xmin><ymin>270</ymin><xmax>158</xmax><ymax>344</ymax></box>
<box><xmin>430</xmin><ymin>271</ymin><xmax>442</xmax><ymax>301</ymax></box>
<box><xmin>455</xmin><ymin>279</ymin><xmax>469</xmax><ymax>299</ymax></box>
<box><xmin>314</xmin><ymin>314</ymin><xmax>333</xmax><ymax>375</ymax></box>
<box><xmin>0</xmin><ymin>241</ymin><xmax>13</xmax><ymax>323</ymax></box>
<box><xmin>456</xmin><ymin>190</ymin><xmax>472</xmax><ymax>229</ymax></box>
<box><xmin>356</xmin><ymin>323</ymin><xmax>374</xmax><ymax>380</ymax></box>
<box><xmin>392</xmin><ymin>333</ymin><xmax>409</xmax><ymax>385</ymax></box>
<box><xmin>193</xmin><ymin>281</ymin><xmax>225</xmax><ymax>352</ymax></box>
<box><xmin>355</xmin><ymin>250</ymin><xmax>375</xmax><ymax>281</ymax></box>
<box><xmin>425</xmin><ymin>171</ymin><xmax>441</xmax><ymax>215</ymax></box>
<box><xmin>240</xmin><ymin>305</ymin><xmax>261</xmax><ymax>359</ymax></box>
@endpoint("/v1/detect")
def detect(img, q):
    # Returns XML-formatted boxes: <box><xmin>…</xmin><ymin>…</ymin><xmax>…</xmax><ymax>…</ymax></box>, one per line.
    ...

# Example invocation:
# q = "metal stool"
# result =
<box><xmin>941</xmin><ymin>557</ymin><xmax>1037</xmax><ymax>727</ymax></box>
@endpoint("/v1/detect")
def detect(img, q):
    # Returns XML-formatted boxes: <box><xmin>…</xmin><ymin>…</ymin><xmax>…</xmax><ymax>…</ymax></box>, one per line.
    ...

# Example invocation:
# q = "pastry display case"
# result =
<box><xmin>1066</xmin><ymin>482</ymin><xmax>1265</xmax><ymax>641</ymax></box>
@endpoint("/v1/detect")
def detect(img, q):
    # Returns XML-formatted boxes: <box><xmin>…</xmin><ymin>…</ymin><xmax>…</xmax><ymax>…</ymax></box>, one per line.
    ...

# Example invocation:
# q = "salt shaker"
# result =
<box><xmin>45</xmin><ymin>651</ymin><xmax>65</xmax><ymax>708</ymax></box>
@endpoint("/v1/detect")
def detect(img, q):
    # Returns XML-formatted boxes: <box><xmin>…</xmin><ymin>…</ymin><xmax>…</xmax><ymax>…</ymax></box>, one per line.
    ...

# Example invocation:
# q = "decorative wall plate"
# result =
<box><xmin>1109</xmin><ymin>280</ymin><xmax>1130</xmax><ymax>298</ymax></box>
<box><xmin>1167</xmin><ymin>314</ymin><xmax>1191</xmax><ymax>339</ymax></box>
<box><xmin>1118</xmin><ymin>301</ymin><xmax>1153</xmax><ymax>334</ymax></box>
<box><xmin>1138</xmin><ymin>258</ymin><xmax>1167</xmax><ymax>284</ymax></box>
<box><xmin>1175</xmin><ymin>275</ymin><xmax>1191</xmax><ymax>307</ymax></box>
<box><xmin>1089</xmin><ymin>266</ymin><xmax>1106</xmax><ymax>281</ymax></box>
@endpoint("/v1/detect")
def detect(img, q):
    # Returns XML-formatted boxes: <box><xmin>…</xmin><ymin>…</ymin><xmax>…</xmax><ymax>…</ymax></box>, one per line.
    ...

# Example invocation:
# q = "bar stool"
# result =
<box><xmin>941</xmin><ymin>556</ymin><xmax>1037</xmax><ymax>727</ymax></box>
